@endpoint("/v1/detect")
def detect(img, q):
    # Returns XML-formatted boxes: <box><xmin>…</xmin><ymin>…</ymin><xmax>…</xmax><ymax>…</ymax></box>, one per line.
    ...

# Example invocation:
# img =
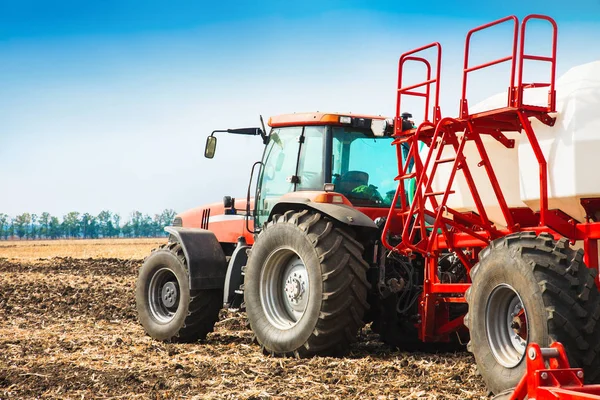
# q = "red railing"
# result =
<box><xmin>516</xmin><ymin>14</ymin><xmax>558</xmax><ymax>111</ymax></box>
<box><xmin>395</xmin><ymin>42</ymin><xmax>442</xmax><ymax>134</ymax></box>
<box><xmin>461</xmin><ymin>16</ymin><xmax>519</xmax><ymax>117</ymax></box>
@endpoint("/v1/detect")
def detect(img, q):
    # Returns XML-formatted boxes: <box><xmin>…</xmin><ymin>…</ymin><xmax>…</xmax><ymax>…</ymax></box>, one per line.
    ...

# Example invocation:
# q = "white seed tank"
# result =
<box><xmin>424</xmin><ymin>61</ymin><xmax>600</xmax><ymax>227</ymax></box>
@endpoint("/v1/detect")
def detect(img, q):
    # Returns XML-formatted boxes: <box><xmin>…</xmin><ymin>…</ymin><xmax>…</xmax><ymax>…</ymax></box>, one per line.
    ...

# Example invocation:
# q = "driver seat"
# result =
<box><xmin>337</xmin><ymin>171</ymin><xmax>369</xmax><ymax>195</ymax></box>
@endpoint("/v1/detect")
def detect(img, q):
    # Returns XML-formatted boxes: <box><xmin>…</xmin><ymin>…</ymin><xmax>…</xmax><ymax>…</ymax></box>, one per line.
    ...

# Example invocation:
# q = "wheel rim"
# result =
<box><xmin>148</xmin><ymin>267</ymin><xmax>180</xmax><ymax>323</ymax></box>
<box><xmin>260</xmin><ymin>247</ymin><xmax>310</xmax><ymax>330</ymax></box>
<box><xmin>486</xmin><ymin>284</ymin><xmax>528</xmax><ymax>368</ymax></box>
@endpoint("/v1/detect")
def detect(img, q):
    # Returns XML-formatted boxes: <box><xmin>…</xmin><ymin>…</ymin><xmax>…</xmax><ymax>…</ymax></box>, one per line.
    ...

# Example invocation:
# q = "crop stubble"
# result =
<box><xmin>0</xmin><ymin>240</ymin><xmax>487</xmax><ymax>399</ymax></box>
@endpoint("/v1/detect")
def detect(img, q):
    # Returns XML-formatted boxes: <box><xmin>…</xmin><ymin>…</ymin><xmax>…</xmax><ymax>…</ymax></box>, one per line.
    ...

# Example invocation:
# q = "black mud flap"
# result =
<box><xmin>164</xmin><ymin>227</ymin><xmax>227</xmax><ymax>291</ymax></box>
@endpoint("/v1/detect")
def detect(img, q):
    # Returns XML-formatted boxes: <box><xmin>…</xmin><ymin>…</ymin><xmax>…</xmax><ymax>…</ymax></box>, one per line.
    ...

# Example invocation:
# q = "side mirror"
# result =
<box><xmin>205</xmin><ymin>136</ymin><xmax>217</xmax><ymax>159</ymax></box>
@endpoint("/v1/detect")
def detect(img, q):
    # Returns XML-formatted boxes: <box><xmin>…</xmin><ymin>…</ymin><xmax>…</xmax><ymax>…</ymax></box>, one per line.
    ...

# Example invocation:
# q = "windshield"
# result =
<box><xmin>332</xmin><ymin>127</ymin><xmax>397</xmax><ymax>207</ymax></box>
<box><xmin>255</xmin><ymin>127</ymin><xmax>302</xmax><ymax>225</ymax></box>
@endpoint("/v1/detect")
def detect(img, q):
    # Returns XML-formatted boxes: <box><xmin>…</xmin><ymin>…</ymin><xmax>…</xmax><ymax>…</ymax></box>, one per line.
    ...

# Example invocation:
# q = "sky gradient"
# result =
<box><xmin>1</xmin><ymin>1</ymin><xmax>600</xmax><ymax>218</ymax></box>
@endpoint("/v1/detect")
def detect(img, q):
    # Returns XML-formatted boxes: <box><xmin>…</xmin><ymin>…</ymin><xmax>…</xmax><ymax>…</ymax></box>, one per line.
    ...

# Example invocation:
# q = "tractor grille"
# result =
<box><xmin>201</xmin><ymin>209</ymin><xmax>210</xmax><ymax>230</ymax></box>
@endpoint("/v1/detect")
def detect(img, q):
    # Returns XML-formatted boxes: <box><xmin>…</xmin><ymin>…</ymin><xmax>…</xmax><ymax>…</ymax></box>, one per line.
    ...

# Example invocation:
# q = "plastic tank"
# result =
<box><xmin>423</xmin><ymin>61</ymin><xmax>600</xmax><ymax>227</ymax></box>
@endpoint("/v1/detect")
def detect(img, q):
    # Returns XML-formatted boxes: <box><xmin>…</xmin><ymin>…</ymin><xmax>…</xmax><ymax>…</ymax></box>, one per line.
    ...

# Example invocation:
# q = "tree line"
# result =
<box><xmin>0</xmin><ymin>209</ymin><xmax>177</xmax><ymax>240</ymax></box>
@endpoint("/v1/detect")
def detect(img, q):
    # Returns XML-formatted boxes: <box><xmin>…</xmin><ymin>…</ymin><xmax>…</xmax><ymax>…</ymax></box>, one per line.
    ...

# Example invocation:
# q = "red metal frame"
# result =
<box><xmin>461</xmin><ymin>15</ymin><xmax>519</xmax><ymax>118</ymax></box>
<box><xmin>509</xmin><ymin>343</ymin><xmax>600</xmax><ymax>399</ymax></box>
<box><xmin>383</xmin><ymin>14</ymin><xmax>600</xmax><ymax>343</ymax></box>
<box><xmin>395</xmin><ymin>42</ymin><xmax>442</xmax><ymax>135</ymax></box>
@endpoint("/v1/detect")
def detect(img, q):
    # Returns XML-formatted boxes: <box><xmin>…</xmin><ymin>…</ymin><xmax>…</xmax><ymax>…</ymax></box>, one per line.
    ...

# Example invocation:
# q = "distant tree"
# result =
<box><xmin>80</xmin><ymin>213</ymin><xmax>99</xmax><ymax>239</ymax></box>
<box><xmin>49</xmin><ymin>216</ymin><xmax>62</xmax><ymax>239</ymax></box>
<box><xmin>0</xmin><ymin>213</ymin><xmax>8</xmax><ymax>240</ymax></box>
<box><xmin>152</xmin><ymin>214</ymin><xmax>162</xmax><ymax>236</ymax></box>
<box><xmin>121</xmin><ymin>221</ymin><xmax>133</xmax><ymax>238</ymax></box>
<box><xmin>89</xmin><ymin>216</ymin><xmax>99</xmax><ymax>238</ymax></box>
<box><xmin>141</xmin><ymin>214</ymin><xmax>153</xmax><ymax>237</ymax></box>
<box><xmin>1</xmin><ymin>209</ymin><xmax>177</xmax><ymax>239</ymax></box>
<box><xmin>30</xmin><ymin>213</ymin><xmax>38</xmax><ymax>239</ymax></box>
<box><xmin>62</xmin><ymin>212</ymin><xmax>81</xmax><ymax>238</ymax></box>
<box><xmin>129</xmin><ymin>211</ymin><xmax>142</xmax><ymax>237</ymax></box>
<box><xmin>159</xmin><ymin>209</ymin><xmax>177</xmax><ymax>236</ymax></box>
<box><xmin>80</xmin><ymin>213</ymin><xmax>90</xmax><ymax>238</ymax></box>
<box><xmin>97</xmin><ymin>210</ymin><xmax>112</xmax><ymax>238</ymax></box>
<box><xmin>38</xmin><ymin>212</ymin><xmax>51</xmax><ymax>239</ymax></box>
<box><xmin>112</xmin><ymin>214</ymin><xmax>121</xmax><ymax>237</ymax></box>
<box><xmin>13</xmin><ymin>213</ymin><xmax>31</xmax><ymax>240</ymax></box>
<box><xmin>8</xmin><ymin>220</ymin><xmax>14</xmax><ymax>239</ymax></box>
<box><xmin>160</xmin><ymin>209</ymin><xmax>177</xmax><ymax>225</ymax></box>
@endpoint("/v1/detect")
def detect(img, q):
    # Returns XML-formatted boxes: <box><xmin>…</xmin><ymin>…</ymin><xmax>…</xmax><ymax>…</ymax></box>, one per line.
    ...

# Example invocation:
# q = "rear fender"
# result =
<box><xmin>269</xmin><ymin>199</ymin><xmax>378</xmax><ymax>240</ymax></box>
<box><xmin>164</xmin><ymin>227</ymin><xmax>227</xmax><ymax>290</ymax></box>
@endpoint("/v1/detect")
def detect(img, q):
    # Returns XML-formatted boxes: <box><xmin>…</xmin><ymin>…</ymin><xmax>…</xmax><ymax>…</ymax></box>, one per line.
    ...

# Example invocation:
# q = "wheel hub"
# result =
<box><xmin>148</xmin><ymin>268</ymin><xmax>180</xmax><ymax>324</ymax></box>
<box><xmin>486</xmin><ymin>284</ymin><xmax>528</xmax><ymax>368</ymax></box>
<box><xmin>162</xmin><ymin>281</ymin><xmax>178</xmax><ymax>308</ymax></box>
<box><xmin>285</xmin><ymin>274</ymin><xmax>306</xmax><ymax>304</ymax></box>
<box><xmin>260</xmin><ymin>248</ymin><xmax>310</xmax><ymax>330</ymax></box>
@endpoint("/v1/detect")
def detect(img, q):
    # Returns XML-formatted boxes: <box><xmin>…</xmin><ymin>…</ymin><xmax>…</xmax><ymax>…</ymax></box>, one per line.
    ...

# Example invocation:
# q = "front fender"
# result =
<box><xmin>164</xmin><ymin>227</ymin><xmax>227</xmax><ymax>290</ymax></box>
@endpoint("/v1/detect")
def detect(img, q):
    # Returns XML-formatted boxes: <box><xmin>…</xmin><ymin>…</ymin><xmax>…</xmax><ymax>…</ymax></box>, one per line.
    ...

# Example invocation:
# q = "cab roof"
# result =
<box><xmin>268</xmin><ymin>112</ymin><xmax>387</xmax><ymax>128</ymax></box>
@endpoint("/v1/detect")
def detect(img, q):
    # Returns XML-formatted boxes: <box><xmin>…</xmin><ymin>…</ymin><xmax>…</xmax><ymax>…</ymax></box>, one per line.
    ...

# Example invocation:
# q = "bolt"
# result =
<box><xmin>577</xmin><ymin>370</ymin><xmax>584</xmax><ymax>379</ymax></box>
<box><xmin>528</xmin><ymin>348</ymin><xmax>537</xmax><ymax>360</ymax></box>
<box><xmin>516</xmin><ymin>304</ymin><xmax>522</xmax><ymax>310</ymax></box>
<box><xmin>540</xmin><ymin>372</ymin><xmax>548</xmax><ymax>380</ymax></box>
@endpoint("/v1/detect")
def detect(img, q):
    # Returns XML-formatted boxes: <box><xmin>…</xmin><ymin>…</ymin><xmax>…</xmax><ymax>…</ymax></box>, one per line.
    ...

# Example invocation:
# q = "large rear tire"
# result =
<box><xmin>136</xmin><ymin>242</ymin><xmax>223</xmax><ymax>342</ymax></box>
<box><xmin>245</xmin><ymin>210</ymin><xmax>370</xmax><ymax>357</ymax></box>
<box><xmin>465</xmin><ymin>232</ymin><xmax>600</xmax><ymax>394</ymax></box>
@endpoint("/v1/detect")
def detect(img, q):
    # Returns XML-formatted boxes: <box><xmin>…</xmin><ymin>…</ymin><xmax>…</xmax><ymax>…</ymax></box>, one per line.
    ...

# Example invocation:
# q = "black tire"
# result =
<box><xmin>245</xmin><ymin>210</ymin><xmax>370</xmax><ymax>357</ymax></box>
<box><xmin>136</xmin><ymin>241</ymin><xmax>223</xmax><ymax>342</ymax></box>
<box><xmin>465</xmin><ymin>231</ymin><xmax>600</xmax><ymax>394</ymax></box>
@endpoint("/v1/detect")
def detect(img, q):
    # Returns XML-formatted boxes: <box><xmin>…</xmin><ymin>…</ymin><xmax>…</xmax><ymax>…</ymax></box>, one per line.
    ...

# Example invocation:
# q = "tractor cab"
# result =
<box><xmin>205</xmin><ymin>112</ymin><xmax>399</xmax><ymax>228</ymax></box>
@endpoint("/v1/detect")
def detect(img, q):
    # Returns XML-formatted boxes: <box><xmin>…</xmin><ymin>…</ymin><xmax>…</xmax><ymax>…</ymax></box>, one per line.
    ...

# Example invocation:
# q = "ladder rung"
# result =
<box><xmin>424</xmin><ymin>190</ymin><xmax>455</xmax><ymax>197</ymax></box>
<box><xmin>392</xmin><ymin>136</ymin><xmax>412</xmax><ymax>145</ymax></box>
<box><xmin>435</xmin><ymin>157</ymin><xmax>456</xmax><ymax>164</ymax></box>
<box><xmin>395</xmin><ymin>172</ymin><xmax>416</xmax><ymax>181</ymax></box>
<box><xmin>413</xmin><ymin>225</ymin><xmax>435</xmax><ymax>229</ymax></box>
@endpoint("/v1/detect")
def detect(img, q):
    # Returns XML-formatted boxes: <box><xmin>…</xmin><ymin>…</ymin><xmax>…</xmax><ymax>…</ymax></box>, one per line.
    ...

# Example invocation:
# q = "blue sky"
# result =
<box><xmin>1</xmin><ymin>1</ymin><xmax>599</xmax><ymax>218</ymax></box>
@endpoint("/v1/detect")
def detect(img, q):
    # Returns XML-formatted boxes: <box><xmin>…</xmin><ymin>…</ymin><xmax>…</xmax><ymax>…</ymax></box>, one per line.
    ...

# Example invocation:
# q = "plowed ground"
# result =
<box><xmin>0</xmin><ymin>244</ymin><xmax>488</xmax><ymax>399</ymax></box>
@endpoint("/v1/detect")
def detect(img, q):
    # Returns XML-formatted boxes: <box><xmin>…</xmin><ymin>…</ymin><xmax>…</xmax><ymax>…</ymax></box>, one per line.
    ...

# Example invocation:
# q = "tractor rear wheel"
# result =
<box><xmin>465</xmin><ymin>232</ymin><xmax>600</xmax><ymax>394</ymax></box>
<box><xmin>136</xmin><ymin>241</ymin><xmax>223</xmax><ymax>342</ymax></box>
<box><xmin>244</xmin><ymin>210</ymin><xmax>370</xmax><ymax>357</ymax></box>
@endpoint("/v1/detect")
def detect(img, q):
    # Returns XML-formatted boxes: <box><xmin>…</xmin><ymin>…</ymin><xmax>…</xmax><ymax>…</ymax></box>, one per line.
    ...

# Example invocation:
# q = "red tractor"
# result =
<box><xmin>136</xmin><ymin>14</ymin><xmax>600</xmax><ymax>397</ymax></box>
<box><xmin>136</xmin><ymin>111</ymin><xmax>402</xmax><ymax>354</ymax></box>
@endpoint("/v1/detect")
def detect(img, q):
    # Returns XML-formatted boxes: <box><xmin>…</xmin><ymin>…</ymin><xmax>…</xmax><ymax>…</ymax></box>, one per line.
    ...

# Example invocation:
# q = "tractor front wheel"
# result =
<box><xmin>244</xmin><ymin>210</ymin><xmax>370</xmax><ymax>357</ymax></box>
<box><xmin>465</xmin><ymin>232</ymin><xmax>600</xmax><ymax>394</ymax></box>
<box><xmin>136</xmin><ymin>242</ymin><xmax>223</xmax><ymax>342</ymax></box>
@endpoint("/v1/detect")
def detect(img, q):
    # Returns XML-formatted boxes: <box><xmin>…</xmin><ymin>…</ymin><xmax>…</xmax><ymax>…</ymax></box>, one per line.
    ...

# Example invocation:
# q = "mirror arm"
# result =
<box><xmin>259</xmin><ymin>115</ymin><xmax>270</xmax><ymax>145</ymax></box>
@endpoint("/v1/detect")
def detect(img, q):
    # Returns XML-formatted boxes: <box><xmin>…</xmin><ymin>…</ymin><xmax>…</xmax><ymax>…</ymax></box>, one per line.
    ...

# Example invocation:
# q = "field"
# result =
<box><xmin>0</xmin><ymin>239</ymin><xmax>488</xmax><ymax>399</ymax></box>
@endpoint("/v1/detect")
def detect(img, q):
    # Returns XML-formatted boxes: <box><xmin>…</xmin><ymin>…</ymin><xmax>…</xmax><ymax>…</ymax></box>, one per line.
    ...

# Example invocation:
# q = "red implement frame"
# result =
<box><xmin>509</xmin><ymin>343</ymin><xmax>600</xmax><ymax>400</ymax></box>
<box><xmin>383</xmin><ymin>14</ymin><xmax>600</xmax><ymax>343</ymax></box>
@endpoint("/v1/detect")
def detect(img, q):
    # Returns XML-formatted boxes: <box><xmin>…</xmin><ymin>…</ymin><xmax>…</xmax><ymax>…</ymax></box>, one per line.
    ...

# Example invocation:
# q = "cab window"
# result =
<box><xmin>297</xmin><ymin>126</ymin><xmax>326</xmax><ymax>191</ymax></box>
<box><xmin>255</xmin><ymin>127</ymin><xmax>302</xmax><ymax>226</ymax></box>
<box><xmin>332</xmin><ymin>127</ymin><xmax>397</xmax><ymax>207</ymax></box>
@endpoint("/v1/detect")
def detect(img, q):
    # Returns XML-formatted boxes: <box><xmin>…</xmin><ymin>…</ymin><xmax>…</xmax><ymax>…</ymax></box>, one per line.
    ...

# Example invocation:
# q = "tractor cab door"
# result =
<box><xmin>255</xmin><ymin>126</ymin><xmax>326</xmax><ymax>228</ymax></box>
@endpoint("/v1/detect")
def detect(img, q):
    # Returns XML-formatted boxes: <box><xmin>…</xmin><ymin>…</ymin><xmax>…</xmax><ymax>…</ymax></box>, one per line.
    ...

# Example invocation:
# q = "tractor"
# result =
<box><xmin>136</xmin><ymin>14</ymin><xmax>600</xmax><ymax>397</ymax></box>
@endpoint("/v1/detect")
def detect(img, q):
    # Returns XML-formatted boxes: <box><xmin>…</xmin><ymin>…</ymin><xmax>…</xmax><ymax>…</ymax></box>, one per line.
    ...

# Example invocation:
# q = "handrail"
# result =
<box><xmin>396</xmin><ymin>42</ymin><xmax>442</xmax><ymax>135</ymax></box>
<box><xmin>517</xmin><ymin>14</ymin><xmax>558</xmax><ymax>111</ymax></box>
<box><xmin>461</xmin><ymin>16</ymin><xmax>519</xmax><ymax>117</ymax></box>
